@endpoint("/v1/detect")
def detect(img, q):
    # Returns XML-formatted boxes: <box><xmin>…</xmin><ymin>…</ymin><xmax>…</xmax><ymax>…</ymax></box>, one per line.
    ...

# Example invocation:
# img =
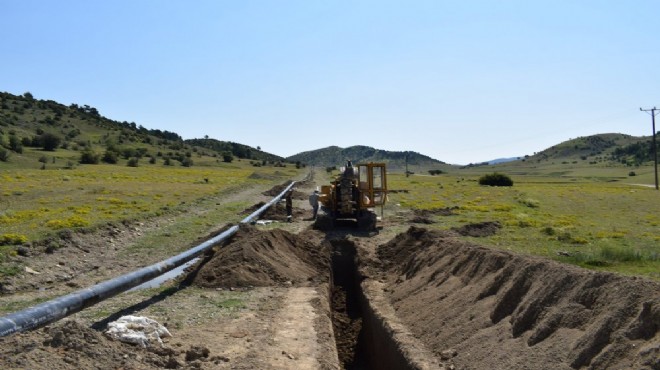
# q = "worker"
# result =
<box><xmin>345</xmin><ymin>160</ymin><xmax>355</xmax><ymax>179</ymax></box>
<box><xmin>309</xmin><ymin>189</ymin><xmax>320</xmax><ymax>220</ymax></box>
<box><xmin>285</xmin><ymin>190</ymin><xmax>293</xmax><ymax>222</ymax></box>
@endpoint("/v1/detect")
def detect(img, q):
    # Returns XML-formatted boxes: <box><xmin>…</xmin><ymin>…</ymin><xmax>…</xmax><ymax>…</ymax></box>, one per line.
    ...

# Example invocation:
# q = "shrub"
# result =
<box><xmin>478</xmin><ymin>172</ymin><xmax>513</xmax><ymax>186</ymax></box>
<box><xmin>102</xmin><ymin>150</ymin><xmax>118</xmax><ymax>164</ymax></box>
<box><xmin>8</xmin><ymin>135</ymin><xmax>22</xmax><ymax>153</ymax></box>
<box><xmin>0</xmin><ymin>233</ymin><xmax>28</xmax><ymax>245</ymax></box>
<box><xmin>428</xmin><ymin>169</ymin><xmax>444</xmax><ymax>175</ymax></box>
<box><xmin>0</xmin><ymin>148</ymin><xmax>9</xmax><ymax>162</ymax></box>
<box><xmin>628</xmin><ymin>171</ymin><xmax>636</xmax><ymax>177</ymax></box>
<box><xmin>222</xmin><ymin>151</ymin><xmax>233</xmax><ymax>163</ymax></box>
<box><xmin>40</xmin><ymin>132</ymin><xmax>62</xmax><ymax>151</ymax></box>
<box><xmin>79</xmin><ymin>149</ymin><xmax>100</xmax><ymax>164</ymax></box>
<box><xmin>180</xmin><ymin>157</ymin><xmax>193</xmax><ymax>167</ymax></box>
<box><xmin>127</xmin><ymin>157</ymin><xmax>139</xmax><ymax>167</ymax></box>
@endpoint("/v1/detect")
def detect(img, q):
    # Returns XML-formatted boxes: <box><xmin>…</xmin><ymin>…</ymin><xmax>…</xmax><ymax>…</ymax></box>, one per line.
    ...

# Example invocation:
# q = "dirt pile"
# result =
<box><xmin>377</xmin><ymin>226</ymin><xmax>660</xmax><ymax>370</ymax></box>
<box><xmin>452</xmin><ymin>221</ymin><xmax>502</xmax><ymax>237</ymax></box>
<box><xmin>193</xmin><ymin>225</ymin><xmax>330</xmax><ymax>288</ymax></box>
<box><xmin>408</xmin><ymin>207</ymin><xmax>458</xmax><ymax>224</ymax></box>
<box><xmin>0</xmin><ymin>320</ymin><xmax>226</xmax><ymax>369</ymax></box>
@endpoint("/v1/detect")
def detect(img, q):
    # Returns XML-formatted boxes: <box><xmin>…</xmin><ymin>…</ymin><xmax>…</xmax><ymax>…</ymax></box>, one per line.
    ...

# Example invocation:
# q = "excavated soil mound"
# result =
<box><xmin>261</xmin><ymin>182</ymin><xmax>307</xmax><ymax>200</ymax></box>
<box><xmin>193</xmin><ymin>225</ymin><xmax>330</xmax><ymax>288</ymax></box>
<box><xmin>408</xmin><ymin>207</ymin><xmax>459</xmax><ymax>224</ymax></box>
<box><xmin>452</xmin><ymin>220</ymin><xmax>502</xmax><ymax>237</ymax></box>
<box><xmin>0</xmin><ymin>320</ymin><xmax>218</xmax><ymax>369</ymax></box>
<box><xmin>377</xmin><ymin>226</ymin><xmax>660</xmax><ymax>370</ymax></box>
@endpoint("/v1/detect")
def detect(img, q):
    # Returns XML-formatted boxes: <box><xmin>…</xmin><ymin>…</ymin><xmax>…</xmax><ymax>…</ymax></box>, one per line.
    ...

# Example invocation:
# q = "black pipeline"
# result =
<box><xmin>0</xmin><ymin>181</ymin><xmax>296</xmax><ymax>337</ymax></box>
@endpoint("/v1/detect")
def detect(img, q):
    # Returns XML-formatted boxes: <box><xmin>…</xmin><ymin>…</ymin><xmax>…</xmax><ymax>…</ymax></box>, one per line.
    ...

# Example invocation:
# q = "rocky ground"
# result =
<box><xmin>0</xmin><ymin>179</ymin><xmax>658</xmax><ymax>370</ymax></box>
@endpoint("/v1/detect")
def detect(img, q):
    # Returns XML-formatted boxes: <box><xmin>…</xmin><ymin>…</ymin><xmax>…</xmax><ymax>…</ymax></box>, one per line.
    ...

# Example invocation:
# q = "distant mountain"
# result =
<box><xmin>286</xmin><ymin>145</ymin><xmax>447</xmax><ymax>171</ymax></box>
<box><xmin>487</xmin><ymin>157</ymin><xmax>520</xmax><ymax>165</ymax></box>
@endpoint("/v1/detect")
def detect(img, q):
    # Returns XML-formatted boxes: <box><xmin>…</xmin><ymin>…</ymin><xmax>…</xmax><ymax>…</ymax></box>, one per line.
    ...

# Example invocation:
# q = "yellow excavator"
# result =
<box><xmin>315</xmin><ymin>161</ymin><xmax>387</xmax><ymax>230</ymax></box>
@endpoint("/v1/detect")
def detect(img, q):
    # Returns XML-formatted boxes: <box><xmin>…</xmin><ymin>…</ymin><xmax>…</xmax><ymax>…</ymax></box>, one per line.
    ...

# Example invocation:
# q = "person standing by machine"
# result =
<box><xmin>309</xmin><ymin>189</ymin><xmax>320</xmax><ymax>220</ymax></box>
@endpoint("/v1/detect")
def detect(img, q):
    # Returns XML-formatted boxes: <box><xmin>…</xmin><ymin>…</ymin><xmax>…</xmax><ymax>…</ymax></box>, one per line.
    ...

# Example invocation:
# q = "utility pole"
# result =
<box><xmin>640</xmin><ymin>107</ymin><xmax>659</xmax><ymax>190</ymax></box>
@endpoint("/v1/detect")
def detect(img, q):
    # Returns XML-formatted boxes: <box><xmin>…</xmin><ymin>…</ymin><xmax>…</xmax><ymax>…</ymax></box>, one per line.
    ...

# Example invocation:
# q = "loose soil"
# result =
<box><xmin>193</xmin><ymin>224</ymin><xmax>330</xmax><ymax>288</ymax></box>
<box><xmin>1</xmin><ymin>180</ymin><xmax>658</xmax><ymax>370</ymax></box>
<box><xmin>377</xmin><ymin>226</ymin><xmax>660</xmax><ymax>369</ymax></box>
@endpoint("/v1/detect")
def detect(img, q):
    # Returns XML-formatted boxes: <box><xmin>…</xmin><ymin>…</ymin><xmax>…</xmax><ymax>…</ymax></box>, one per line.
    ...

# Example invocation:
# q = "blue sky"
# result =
<box><xmin>2</xmin><ymin>1</ymin><xmax>659</xmax><ymax>164</ymax></box>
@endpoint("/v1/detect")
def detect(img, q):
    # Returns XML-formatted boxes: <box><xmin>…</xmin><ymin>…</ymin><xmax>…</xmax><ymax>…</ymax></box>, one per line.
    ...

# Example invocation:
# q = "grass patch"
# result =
<box><xmin>388</xmin><ymin>172</ymin><xmax>660</xmax><ymax>279</ymax></box>
<box><xmin>213</xmin><ymin>298</ymin><xmax>246</xmax><ymax>310</ymax></box>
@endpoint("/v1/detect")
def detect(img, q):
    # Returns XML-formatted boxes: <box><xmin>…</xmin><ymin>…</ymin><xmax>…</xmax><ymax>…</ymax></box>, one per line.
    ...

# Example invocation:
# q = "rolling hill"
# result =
<box><xmin>2</xmin><ymin>91</ymin><xmax>657</xmax><ymax>173</ymax></box>
<box><xmin>0</xmin><ymin>91</ymin><xmax>282</xmax><ymax>169</ymax></box>
<box><xmin>286</xmin><ymin>145</ymin><xmax>447</xmax><ymax>172</ymax></box>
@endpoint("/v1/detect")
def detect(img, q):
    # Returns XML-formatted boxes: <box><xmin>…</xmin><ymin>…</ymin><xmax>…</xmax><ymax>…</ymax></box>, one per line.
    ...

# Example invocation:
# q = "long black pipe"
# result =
<box><xmin>0</xmin><ymin>181</ymin><xmax>296</xmax><ymax>337</ymax></box>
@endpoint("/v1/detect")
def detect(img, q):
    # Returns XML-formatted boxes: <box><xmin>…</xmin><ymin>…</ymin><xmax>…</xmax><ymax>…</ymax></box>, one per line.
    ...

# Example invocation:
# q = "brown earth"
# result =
<box><xmin>377</xmin><ymin>226</ymin><xmax>660</xmax><ymax>370</ymax></box>
<box><xmin>451</xmin><ymin>221</ymin><xmax>502</xmax><ymax>237</ymax></box>
<box><xmin>1</xmin><ymin>179</ymin><xmax>659</xmax><ymax>370</ymax></box>
<box><xmin>193</xmin><ymin>224</ymin><xmax>330</xmax><ymax>288</ymax></box>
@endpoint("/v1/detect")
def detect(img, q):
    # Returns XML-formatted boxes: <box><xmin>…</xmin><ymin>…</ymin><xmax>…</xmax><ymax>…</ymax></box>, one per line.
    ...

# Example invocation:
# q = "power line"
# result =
<box><xmin>639</xmin><ymin>107</ymin><xmax>659</xmax><ymax>190</ymax></box>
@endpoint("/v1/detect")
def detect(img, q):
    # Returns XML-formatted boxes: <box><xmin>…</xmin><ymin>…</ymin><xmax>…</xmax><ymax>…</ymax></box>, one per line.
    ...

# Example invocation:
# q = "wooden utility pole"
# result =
<box><xmin>640</xmin><ymin>107</ymin><xmax>659</xmax><ymax>190</ymax></box>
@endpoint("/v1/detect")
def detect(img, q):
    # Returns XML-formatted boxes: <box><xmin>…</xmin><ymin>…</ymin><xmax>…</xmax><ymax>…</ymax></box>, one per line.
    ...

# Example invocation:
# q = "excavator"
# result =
<box><xmin>314</xmin><ymin>161</ymin><xmax>387</xmax><ymax>230</ymax></box>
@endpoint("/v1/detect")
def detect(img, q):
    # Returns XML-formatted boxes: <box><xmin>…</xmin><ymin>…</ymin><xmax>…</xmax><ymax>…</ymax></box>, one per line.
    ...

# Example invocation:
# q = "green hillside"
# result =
<box><xmin>286</xmin><ymin>145</ymin><xmax>449</xmax><ymax>173</ymax></box>
<box><xmin>0</xmin><ymin>91</ymin><xmax>282</xmax><ymax>169</ymax></box>
<box><xmin>525</xmin><ymin>133</ymin><xmax>655</xmax><ymax>165</ymax></box>
<box><xmin>2</xmin><ymin>91</ymin><xmax>657</xmax><ymax>180</ymax></box>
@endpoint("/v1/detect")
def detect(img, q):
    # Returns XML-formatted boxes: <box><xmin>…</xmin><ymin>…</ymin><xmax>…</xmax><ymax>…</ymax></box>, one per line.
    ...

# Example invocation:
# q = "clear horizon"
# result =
<box><xmin>2</xmin><ymin>1</ymin><xmax>658</xmax><ymax>164</ymax></box>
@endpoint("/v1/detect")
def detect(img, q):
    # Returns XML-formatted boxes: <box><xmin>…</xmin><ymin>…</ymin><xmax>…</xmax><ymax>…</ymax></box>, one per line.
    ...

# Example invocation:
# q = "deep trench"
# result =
<box><xmin>330</xmin><ymin>239</ymin><xmax>370</xmax><ymax>370</ymax></box>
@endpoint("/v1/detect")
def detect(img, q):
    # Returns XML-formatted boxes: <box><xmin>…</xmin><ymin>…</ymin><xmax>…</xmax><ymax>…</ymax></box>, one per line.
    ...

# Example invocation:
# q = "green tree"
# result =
<box><xmin>0</xmin><ymin>148</ymin><xmax>10</xmax><ymax>162</ymax></box>
<box><xmin>479</xmin><ymin>172</ymin><xmax>513</xmax><ymax>187</ymax></box>
<box><xmin>102</xmin><ymin>150</ymin><xmax>118</xmax><ymax>164</ymax></box>
<box><xmin>9</xmin><ymin>135</ymin><xmax>22</xmax><ymax>153</ymax></box>
<box><xmin>222</xmin><ymin>151</ymin><xmax>233</xmax><ymax>163</ymax></box>
<box><xmin>79</xmin><ymin>149</ymin><xmax>100</xmax><ymax>164</ymax></box>
<box><xmin>40</xmin><ymin>133</ymin><xmax>62</xmax><ymax>151</ymax></box>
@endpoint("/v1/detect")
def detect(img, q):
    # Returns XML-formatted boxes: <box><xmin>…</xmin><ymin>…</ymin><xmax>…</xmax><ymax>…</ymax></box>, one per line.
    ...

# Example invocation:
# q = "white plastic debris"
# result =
<box><xmin>256</xmin><ymin>220</ymin><xmax>275</xmax><ymax>225</ymax></box>
<box><xmin>24</xmin><ymin>267</ymin><xmax>41</xmax><ymax>274</ymax></box>
<box><xmin>105</xmin><ymin>315</ymin><xmax>171</xmax><ymax>347</ymax></box>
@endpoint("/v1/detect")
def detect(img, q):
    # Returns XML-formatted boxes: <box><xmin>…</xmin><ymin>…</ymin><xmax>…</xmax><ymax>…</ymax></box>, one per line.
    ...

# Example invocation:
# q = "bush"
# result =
<box><xmin>127</xmin><ymin>157</ymin><xmax>139</xmax><ymax>167</ymax></box>
<box><xmin>102</xmin><ymin>150</ymin><xmax>118</xmax><ymax>164</ymax></box>
<box><xmin>0</xmin><ymin>233</ymin><xmax>28</xmax><ymax>245</ymax></box>
<box><xmin>180</xmin><ymin>157</ymin><xmax>193</xmax><ymax>167</ymax></box>
<box><xmin>478</xmin><ymin>172</ymin><xmax>513</xmax><ymax>186</ymax></box>
<box><xmin>40</xmin><ymin>132</ymin><xmax>62</xmax><ymax>151</ymax></box>
<box><xmin>428</xmin><ymin>169</ymin><xmax>444</xmax><ymax>175</ymax></box>
<box><xmin>79</xmin><ymin>149</ymin><xmax>100</xmax><ymax>164</ymax></box>
<box><xmin>0</xmin><ymin>148</ymin><xmax>9</xmax><ymax>162</ymax></box>
<box><xmin>628</xmin><ymin>171</ymin><xmax>636</xmax><ymax>177</ymax></box>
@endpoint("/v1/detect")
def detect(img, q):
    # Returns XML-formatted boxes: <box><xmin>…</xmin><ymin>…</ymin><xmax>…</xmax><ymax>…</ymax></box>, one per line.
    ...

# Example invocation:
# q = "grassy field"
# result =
<box><xmin>0</xmin><ymin>160</ymin><xmax>302</xmax><ymax>264</ymax></box>
<box><xmin>2</xmin><ymin>151</ymin><xmax>658</xmax><ymax>281</ymax></box>
<box><xmin>388</xmin><ymin>165</ymin><xmax>659</xmax><ymax>279</ymax></box>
